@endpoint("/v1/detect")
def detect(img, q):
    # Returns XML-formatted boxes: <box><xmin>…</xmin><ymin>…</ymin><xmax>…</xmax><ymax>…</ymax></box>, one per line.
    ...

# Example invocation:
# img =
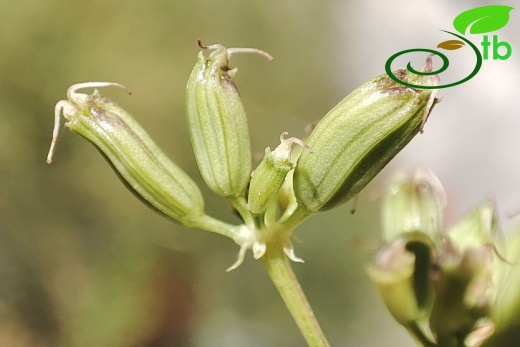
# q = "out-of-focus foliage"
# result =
<box><xmin>1</xmin><ymin>1</ymin><xmax>519</xmax><ymax>347</ymax></box>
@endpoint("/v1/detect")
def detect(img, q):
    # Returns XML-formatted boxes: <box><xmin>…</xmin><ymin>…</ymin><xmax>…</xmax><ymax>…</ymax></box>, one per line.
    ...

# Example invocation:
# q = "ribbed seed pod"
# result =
<box><xmin>185</xmin><ymin>40</ymin><xmax>272</xmax><ymax>198</ymax></box>
<box><xmin>293</xmin><ymin>57</ymin><xmax>439</xmax><ymax>213</ymax></box>
<box><xmin>47</xmin><ymin>82</ymin><xmax>205</xmax><ymax>226</ymax></box>
<box><xmin>248</xmin><ymin>132</ymin><xmax>310</xmax><ymax>215</ymax></box>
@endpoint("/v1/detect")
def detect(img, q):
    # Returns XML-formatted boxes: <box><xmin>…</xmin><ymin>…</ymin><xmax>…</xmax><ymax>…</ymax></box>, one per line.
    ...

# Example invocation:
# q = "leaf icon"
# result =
<box><xmin>437</xmin><ymin>40</ymin><xmax>465</xmax><ymax>50</ymax></box>
<box><xmin>453</xmin><ymin>5</ymin><xmax>514</xmax><ymax>35</ymax></box>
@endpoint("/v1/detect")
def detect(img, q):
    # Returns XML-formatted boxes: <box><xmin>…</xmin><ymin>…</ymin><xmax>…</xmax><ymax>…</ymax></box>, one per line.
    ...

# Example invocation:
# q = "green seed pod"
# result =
<box><xmin>248</xmin><ymin>132</ymin><xmax>311</xmax><ymax>215</ymax></box>
<box><xmin>47</xmin><ymin>82</ymin><xmax>205</xmax><ymax>226</ymax></box>
<box><xmin>185</xmin><ymin>40</ymin><xmax>272</xmax><ymax>198</ymax></box>
<box><xmin>293</xmin><ymin>57</ymin><xmax>439</xmax><ymax>213</ymax></box>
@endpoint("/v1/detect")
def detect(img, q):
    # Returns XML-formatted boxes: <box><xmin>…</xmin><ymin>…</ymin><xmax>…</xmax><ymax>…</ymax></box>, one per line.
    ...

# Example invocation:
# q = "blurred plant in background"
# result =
<box><xmin>369</xmin><ymin>168</ymin><xmax>520</xmax><ymax>347</ymax></box>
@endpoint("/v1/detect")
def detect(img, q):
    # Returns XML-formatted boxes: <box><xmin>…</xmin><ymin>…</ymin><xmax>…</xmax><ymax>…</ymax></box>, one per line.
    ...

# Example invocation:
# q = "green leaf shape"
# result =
<box><xmin>453</xmin><ymin>5</ymin><xmax>514</xmax><ymax>35</ymax></box>
<box><xmin>437</xmin><ymin>39</ymin><xmax>465</xmax><ymax>50</ymax></box>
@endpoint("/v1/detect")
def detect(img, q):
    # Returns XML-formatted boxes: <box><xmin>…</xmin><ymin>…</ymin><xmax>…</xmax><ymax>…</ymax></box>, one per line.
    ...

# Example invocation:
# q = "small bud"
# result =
<box><xmin>185</xmin><ymin>40</ymin><xmax>273</xmax><ymax>198</ymax></box>
<box><xmin>47</xmin><ymin>82</ymin><xmax>205</xmax><ymax>226</ymax></box>
<box><xmin>248</xmin><ymin>132</ymin><xmax>311</xmax><ymax>215</ymax></box>
<box><xmin>293</xmin><ymin>58</ymin><xmax>439</xmax><ymax>213</ymax></box>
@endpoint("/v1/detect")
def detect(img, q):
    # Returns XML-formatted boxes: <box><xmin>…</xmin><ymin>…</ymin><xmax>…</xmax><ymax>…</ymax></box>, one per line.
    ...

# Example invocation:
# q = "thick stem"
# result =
<box><xmin>261</xmin><ymin>242</ymin><xmax>330</xmax><ymax>347</ymax></box>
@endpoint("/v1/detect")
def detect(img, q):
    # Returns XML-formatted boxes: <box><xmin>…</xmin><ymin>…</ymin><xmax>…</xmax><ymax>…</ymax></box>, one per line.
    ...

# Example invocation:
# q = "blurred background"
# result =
<box><xmin>1</xmin><ymin>0</ymin><xmax>519</xmax><ymax>346</ymax></box>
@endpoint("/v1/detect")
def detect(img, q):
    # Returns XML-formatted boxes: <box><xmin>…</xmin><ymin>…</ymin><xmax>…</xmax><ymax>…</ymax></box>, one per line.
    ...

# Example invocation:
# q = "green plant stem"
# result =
<box><xmin>407</xmin><ymin>321</ymin><xmax>436</xmax><ymax>347</ymax></box>
<box><xmin>192</xmin><ymin>214</ymin><xmax>241</xmax><ymax>239</ymax></box>
<box><xmin>230</xmin><ymin>197</ymin><xmax>255</xmax><ymax>230</ymax></box>
<box><xmin>261</xmin><ymin>242</ymin><xmax>330</xmax><ymax>347</ymax></box>
<box><xmin>271</xmin><ymin>205</ymin><xmax>310</xmax><ymax>239</ymax></box>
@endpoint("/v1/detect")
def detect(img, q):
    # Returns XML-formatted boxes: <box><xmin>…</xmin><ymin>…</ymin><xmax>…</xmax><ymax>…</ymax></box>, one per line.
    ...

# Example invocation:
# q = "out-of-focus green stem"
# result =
<box><xmin>261</xmin><ymin>242</ymin><xmax>330</xmax><ymax>347</ymax></box>
<box><xmin>407</xmin><ymin>321</ymin><xmax>436</xmax><ymax>347</ymax></box>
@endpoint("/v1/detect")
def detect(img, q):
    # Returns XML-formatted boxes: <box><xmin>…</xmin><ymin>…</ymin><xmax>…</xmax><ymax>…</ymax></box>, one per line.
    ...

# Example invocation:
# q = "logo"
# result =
<box><xmin>386</xmin><ymin>5</ymin><xmax>514</xmax><ymax>89</ymax></box>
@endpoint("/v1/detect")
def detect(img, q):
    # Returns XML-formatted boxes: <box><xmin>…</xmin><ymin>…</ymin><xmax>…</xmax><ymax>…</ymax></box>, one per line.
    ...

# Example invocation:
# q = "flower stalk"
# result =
<box><xmin>261</xmin><ymin>242</ymin><xmax>330</xmax><ymax>347</ymax></box>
